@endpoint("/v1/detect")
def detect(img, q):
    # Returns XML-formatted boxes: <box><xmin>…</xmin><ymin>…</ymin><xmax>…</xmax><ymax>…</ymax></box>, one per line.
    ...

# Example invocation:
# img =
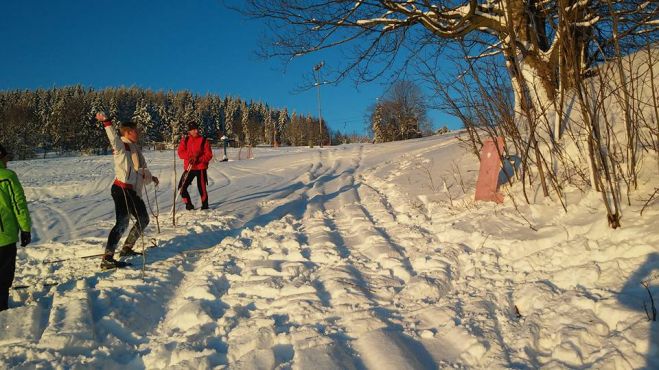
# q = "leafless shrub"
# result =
<box><xmin>503</xmin><ymin>188</ymin><xmax>538</xmax><ymax>232</ymax></box>
<box><xmin>439</xmin><ymin>176</ymin><xmax>455</xmax><ymax>208</ymax></box>
<box><xmin>641</xmin><ymin>279</ymin><xmax>657</xmax><ymax>321</ymax></box>
<box><xmin>417</xmin><ymin>160</ymin><xmax>439</xmax><ymax>193</ymax></box>
<box><xmin>451</xmin><ymin>161</ymin><xmax>468</xmax><ymax>195</ymax></box>
<box><xmin>640</xmin><ymin>188</ymin><xmax>659</xmax><ymax>216</ymax></box>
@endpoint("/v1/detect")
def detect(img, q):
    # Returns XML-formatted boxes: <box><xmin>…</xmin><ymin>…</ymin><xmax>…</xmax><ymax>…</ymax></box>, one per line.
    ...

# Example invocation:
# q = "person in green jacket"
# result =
<box><xmin>0</xmin><ymin>144</ymin><xmax>31</xmax><ymax>311</ymax></box>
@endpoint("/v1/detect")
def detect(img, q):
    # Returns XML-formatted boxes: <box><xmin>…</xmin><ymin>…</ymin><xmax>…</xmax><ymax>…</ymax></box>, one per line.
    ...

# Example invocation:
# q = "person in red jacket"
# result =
<box><xmin>178</xmin><ymin>122</ymin><xmax>213</xmax><ymax>210</ymax></box>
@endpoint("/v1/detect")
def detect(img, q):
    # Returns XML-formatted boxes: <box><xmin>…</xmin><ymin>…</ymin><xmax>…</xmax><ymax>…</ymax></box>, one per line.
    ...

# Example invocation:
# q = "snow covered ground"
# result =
<box><xmin>1</xmin><ymin>134</ymin><xmax>657</xmax><ymax>369</ymax></box>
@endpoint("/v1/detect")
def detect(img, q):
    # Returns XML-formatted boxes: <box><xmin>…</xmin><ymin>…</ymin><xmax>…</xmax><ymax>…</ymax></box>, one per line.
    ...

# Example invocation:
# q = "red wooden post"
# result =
<box><xmin>475</xmin><ymin>137</ymin><xmax>505</xmax><ymax>203</ymax></box>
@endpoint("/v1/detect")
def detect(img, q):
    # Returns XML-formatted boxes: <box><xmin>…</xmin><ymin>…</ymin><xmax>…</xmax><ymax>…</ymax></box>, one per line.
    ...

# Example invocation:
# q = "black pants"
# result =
<box><xmin>179</xmin><ymin>169</ymin><xmax>209</xmax><ymax>207</ymax></box>
<box><xmin>0</xmin><ymin>243</ymin><xmax>16</xmax><ymax>311</ymax></box>
<box><xmin>105</xmin><ymin>184</ymin><xmax>149</xmax><ymax>256</ymax></box>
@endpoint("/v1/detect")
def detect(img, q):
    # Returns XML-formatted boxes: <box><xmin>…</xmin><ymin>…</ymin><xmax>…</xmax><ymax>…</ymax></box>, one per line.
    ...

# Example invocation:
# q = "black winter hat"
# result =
<box><xmin>120</xmin><ymin>121</ymin><xmax>138</xmax><ymax>130</ymax></box>
<box><xmin>0</xmin><ymin>143</ymin><xmax>8</xmax><ymax>159</ymax></box>
<box><xmin>188</xmin><ymin>122</ymin><xmax>199</xmax><ymax>131</ymax></box>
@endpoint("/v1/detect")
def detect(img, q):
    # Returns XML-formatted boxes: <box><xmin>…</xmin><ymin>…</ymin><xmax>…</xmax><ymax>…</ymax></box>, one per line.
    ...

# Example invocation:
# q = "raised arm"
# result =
<box><xmin>96</xmin><ymin>112</ymin><xmax>125</xmax><ymax>154</ymax></box>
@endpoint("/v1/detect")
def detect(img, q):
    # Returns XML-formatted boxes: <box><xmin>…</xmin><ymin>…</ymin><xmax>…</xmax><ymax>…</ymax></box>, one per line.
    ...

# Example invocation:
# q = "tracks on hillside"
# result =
<box><xmin>134</xmin><ymin>142</ymin><xmax>487</xmax><ymax>368</ymax></box>
<box><xmin>3</xmin><ymin>140</ymin><xmax>509</xmax><ymax>368</ymax></box>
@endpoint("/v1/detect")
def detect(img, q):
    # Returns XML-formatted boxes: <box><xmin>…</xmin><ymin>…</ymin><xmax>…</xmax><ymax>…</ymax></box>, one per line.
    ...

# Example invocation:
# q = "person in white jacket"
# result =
<box><xmin>96</xmin><ymin>112</ymin><xmax>159</xmax><ymax>270</ymax></box>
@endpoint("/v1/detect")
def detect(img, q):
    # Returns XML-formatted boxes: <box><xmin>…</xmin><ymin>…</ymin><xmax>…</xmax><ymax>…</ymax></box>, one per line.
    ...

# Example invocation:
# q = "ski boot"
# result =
<box><xmin>119</xmin><ymin>247</ymin><xmax>143</xmax><ymax>257</ymax></box>
<box><xmin>100</xmin><ymin>255</ymin><xmax>131</xmax><ymax>270</ymax></box>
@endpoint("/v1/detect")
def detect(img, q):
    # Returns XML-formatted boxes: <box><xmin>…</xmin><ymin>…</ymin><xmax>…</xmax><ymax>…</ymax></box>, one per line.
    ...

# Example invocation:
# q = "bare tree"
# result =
<box><xmin>418</xmin><ymin>33</ymin><xmax>659</xmax><ymax>227</ymax></box>
<box><xmin>386</xmin><ymin>80</ymin><xmax>431</xmax><ymax>138</ymax></box>
<box><xmin>235</xmin><ymin>0</ymin><xmax>657</xmax><ymax>123</ymax></box>
<box><xmin>368</xmin><ymin>80</ymin><xmax>430</xmax><ymax>142</ymax></box>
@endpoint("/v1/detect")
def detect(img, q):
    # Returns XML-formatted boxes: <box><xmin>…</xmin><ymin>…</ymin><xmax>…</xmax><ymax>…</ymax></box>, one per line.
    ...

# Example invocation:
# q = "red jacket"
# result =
<box><xmin>178</xmin><ymin>135</ymin><xmax>213</xmax><ymax>170</ymax></box>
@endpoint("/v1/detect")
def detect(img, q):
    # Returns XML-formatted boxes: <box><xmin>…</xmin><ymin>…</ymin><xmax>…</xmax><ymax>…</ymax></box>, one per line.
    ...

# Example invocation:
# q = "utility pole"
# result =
<box><xmin>313</xmin><ymin>61</ymin><xmax>325</xmax><ymax>148</ymax></box>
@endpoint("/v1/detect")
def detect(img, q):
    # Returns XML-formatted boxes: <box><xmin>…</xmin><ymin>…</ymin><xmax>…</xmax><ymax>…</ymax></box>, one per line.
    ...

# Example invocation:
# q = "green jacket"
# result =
<box><xmin>0</xmin><ymin>163</ymin><xmax>31</xmax><ymax>247</ymax></box>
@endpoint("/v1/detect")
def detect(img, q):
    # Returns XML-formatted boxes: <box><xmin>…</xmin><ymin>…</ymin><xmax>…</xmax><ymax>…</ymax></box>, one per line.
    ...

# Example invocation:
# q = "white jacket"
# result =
<box><xmin>104</xmin><ymin>122</ymin><xmax>153</xmax><ymax>196</ymax></box>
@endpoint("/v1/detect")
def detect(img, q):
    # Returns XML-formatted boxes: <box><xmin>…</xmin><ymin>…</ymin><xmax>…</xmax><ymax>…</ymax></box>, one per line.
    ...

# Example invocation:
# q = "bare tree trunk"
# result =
<box><xmin>646</xmin><ymin>43</ymin><xmax>659</xmax><ymax>172</ymax></box>
<box><xmin>575</xmin><ymin>65</ymin><xmax>622</xmax><ymax>228</ymax></box>
<box><xmin>606</xmin><ymin>0</ymin><xmax>637</xmax><ymax>189</ymax></box>
<box><xmin>534</xmin><ymin>139</ymin><xmax>550</xmax><ymax>198</ymax></box>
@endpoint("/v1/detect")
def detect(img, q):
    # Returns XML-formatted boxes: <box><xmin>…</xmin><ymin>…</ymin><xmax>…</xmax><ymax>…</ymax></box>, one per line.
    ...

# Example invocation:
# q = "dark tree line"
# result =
<box><xmin>0</xmin><ymin>85</ymin><xmax>334</xmax><ymax>159</ymax></box>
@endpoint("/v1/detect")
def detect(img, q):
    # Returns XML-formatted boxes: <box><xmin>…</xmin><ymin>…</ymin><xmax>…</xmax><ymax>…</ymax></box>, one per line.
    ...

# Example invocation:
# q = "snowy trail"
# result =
<box><xmin>147</xmin><ymin>143</ymin><xmax>440</xmax><ymax>369</ymax></box>
<box><xmin>1</xmin><ymin>135</ymin><xmax>658</xmax><ymax>368</ymax></box>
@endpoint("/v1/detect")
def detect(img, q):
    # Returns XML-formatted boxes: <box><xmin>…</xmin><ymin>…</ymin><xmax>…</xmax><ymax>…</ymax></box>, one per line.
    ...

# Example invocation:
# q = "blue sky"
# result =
<box><xmin>0</xmin><ymin>0</ymin><xmax>460</xmax><ymax>135</ymax></box>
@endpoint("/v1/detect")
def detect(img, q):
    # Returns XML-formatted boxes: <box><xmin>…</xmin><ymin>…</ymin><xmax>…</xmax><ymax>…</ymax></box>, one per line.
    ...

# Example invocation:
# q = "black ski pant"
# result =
<box><xmin>179</xmin><ymin>169</ymin><xmax>209</xmax><ymax>207</ymax></box>
<box><xmin>105</xmin><ymin>184</ymin><xmax>149</xmax><ymax>256</ymax></box>
<box><xmin>0</xmin><ymin>243</ymin><xmax>17</xmax><ymax>311</ymax></box>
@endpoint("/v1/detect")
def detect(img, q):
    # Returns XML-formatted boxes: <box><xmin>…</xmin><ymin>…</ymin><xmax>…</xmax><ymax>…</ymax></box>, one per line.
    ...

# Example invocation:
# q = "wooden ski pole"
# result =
<box><xmin>174</xmin><ymin>163</ymin><xmax>193</xmax><ymax>203</ymax></box>
<box><xmin>171</xmin><ymin>159</ymin><xmax>193</xmax><ymax>226</ymax></box>
<box><xmin>154</xmin><ymin>184</ymin><xmax>160</xmax><ymax>233</ymax></box>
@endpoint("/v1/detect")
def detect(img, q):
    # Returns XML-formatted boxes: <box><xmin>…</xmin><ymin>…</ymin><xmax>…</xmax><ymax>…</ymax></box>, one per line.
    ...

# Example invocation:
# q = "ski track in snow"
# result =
<box><xmin>1</xmin><ymin>135</ymin><xmax>657</xmax><ymax>369</ymax></box>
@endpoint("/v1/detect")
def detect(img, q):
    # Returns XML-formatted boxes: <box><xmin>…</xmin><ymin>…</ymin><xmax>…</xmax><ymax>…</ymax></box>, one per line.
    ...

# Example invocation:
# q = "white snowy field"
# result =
<box><xmin>0</xmin><ymin>134</ymin><xmax>657</xmax><ymax>369</ymax></box>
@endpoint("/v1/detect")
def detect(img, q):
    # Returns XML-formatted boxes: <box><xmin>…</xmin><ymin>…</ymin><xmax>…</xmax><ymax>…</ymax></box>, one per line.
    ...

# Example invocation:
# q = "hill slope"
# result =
<box><xmin>0</xmin><ymin>134</ymin><xmax>657</xmax><ymax>368</ymax></box>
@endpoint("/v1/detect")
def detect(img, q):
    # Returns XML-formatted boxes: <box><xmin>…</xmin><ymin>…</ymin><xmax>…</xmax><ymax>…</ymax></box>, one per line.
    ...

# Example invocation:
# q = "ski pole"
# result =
<box><xmin>145</xmin><ymin>182</ymin><xmax>160</xmax><ymax>233</ymax></box>
<box><xmin>142</xmin><ymin>159</ymin><xmax>161</xmax><ymax>234</ymax></box>
<box><xmin>143</xmin><ymin>180</ymin><xmax>160</xmax><ymax>234</ymax></box>
<box><xmin>43</xmin><ymin>253</ymin><xmax>105</xmax><ymax>264</ymax></box>
<box><xmin>154</xmin><ymin>184</ymin><xmax>160</xmax><ymax>233</ymax></box>
<box><xmin>171</xmin><ymin>162</ymin><xmax>193</xmax><ymax>217</ymax></box>
<box><xmin>174</xmin><ymin>163</ymin><xmax>193</xmax><ymax>203</ymax></box>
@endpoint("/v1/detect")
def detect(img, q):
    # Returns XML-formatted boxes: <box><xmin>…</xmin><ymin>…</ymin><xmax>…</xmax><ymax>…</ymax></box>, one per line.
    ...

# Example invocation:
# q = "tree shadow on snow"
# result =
<box><xmin>617</xmin><ymin>252</ymin><xmax>658</xmax><ymax>369</ymax></box>
<box><xmin>239</xmin><ymin>167</ymin><xmax>357</xmax><ymax>231</ymax></box>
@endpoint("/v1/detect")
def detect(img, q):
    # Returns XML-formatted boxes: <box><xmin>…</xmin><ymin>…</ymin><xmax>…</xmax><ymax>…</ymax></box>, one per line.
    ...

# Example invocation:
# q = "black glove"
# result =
<box><xmin>20</xmin><ymin>231</ymin><xmax>31</xmax><ymax>247</ymax></box>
